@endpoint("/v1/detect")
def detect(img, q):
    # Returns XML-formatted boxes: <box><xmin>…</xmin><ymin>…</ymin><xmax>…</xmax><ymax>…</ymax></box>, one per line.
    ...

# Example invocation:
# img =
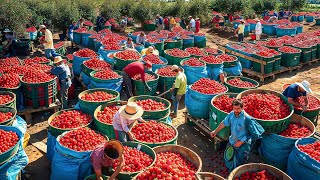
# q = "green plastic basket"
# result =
<box><xmin>113</xmin><ymin>51</ymin><xmax>141</xmax><ymax>71</ymax></box>
<box><xmin>48</xmin><ymin>108</ymin><xmax>93</xmax><ymax>137</ymax></box>
<box><xmin>294</xmin><ymin>96</ymin><xmax>320</xmax><ymax>126</ymax></box>
<box><xmin>0</xmin><ymin>91</ymin><xmax>16</xmax><ymax>110</ymax></box>
<box><xmin>81</xmin><ymin>60</ymin><xmax>114</xmax><ymax>77</ymax></box>
<box><xmin>317</xmin><ymin>44</ymin><xmax>320</xmax><ymax>59</ymax></box>
<box><xmin>93</xmin><ymin>101</ymin><xmax>127</xmax><ymax>140</ymax></box>
<box><xmin>0</xmin><ymin>107</ymin><xmax>17</xmax><ymax>126</ymax></box>
<box><xmin>293</xmin><ymin>46</ymin><xmax>311</xmax><ymax>63</ymax></box>
<box><xmin>220</xmin><ymin>55</ymin><xmax>238</xmax><ymax>68</ymax></box>
<box><xmin>252</xmin><ymin>61</ymin><xmax>274</xmax><ymax>74</ymax></box>
<box><xmin>0</xmin><ymin>126</ymin><xmax>21</xmax><ymax>165</ymax></box>
<box><xmin>132</xmin><ymin>71</ymin><xmax>159</xmax><ymax>96</ymax></box>
<box><xmin>225</xmin><ymin>76</ymin><xmax>259</xmax><ymax>93</ymax></box>
<box><xmin>111</xmin><ymin>141</ymin><xmax>156</xmax><ymax>180</ymax></box>
<box><xmin>164</xmin><ymin>40</ymin><xmax>182</xmax><ymax>50</ymax></box>
<box><xmin>311</xmin><ymin>45</ymin><xmax>317</xmax><ymax>60</ymax></box>
<box><xmin>84</xmin><ymin>174</ymin><xmax>109</xmax><ymax>180</ymax></box>
<box><xmin>209</xmin><ymin>93</ymin><xmax>238</xmax><ymax>140</ymax></box>
<box><xmin>128</xmin><ymin>95</ymin><xmax>171</xmax><ymax>119</ymax></box>
<box><xmin>237</xmin><ymin>89</ymin><xmax>294</xmax><ymax>133</ymax></box>
<box><xmin>164</xmin><ymin>50</ymin><xmax>190</xmax><ymax>66</ymax></box>
<box><xmin>130</xmin><ymin>122</ymin><xmax>178</xmax><ymax>148</ymax></box>
<box><xmin>279</xmin><ymin>49</ymin><xmax>301</xmax><ymax>67</ymax></box>
<box><xmin>78</xmin><ymin>88</ymin><xmax>120</xmax><ymax>115</ymax></box>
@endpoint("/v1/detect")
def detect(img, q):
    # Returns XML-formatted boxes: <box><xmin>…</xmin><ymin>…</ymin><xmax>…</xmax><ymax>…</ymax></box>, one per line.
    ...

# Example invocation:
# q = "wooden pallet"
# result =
<box><xmin>184</xmin><ymin>112</ymin><xmax>227</xmax><ymax>152</ymax></box>
<box><xmin>18</xmin><ymin>103</ymin><xmax>60</xmax><ymax>125</ymax></box>
<box><xmin>218</xmin><ymin>45</ymin><xmax>320</xmax><ymax>82</ymax></box>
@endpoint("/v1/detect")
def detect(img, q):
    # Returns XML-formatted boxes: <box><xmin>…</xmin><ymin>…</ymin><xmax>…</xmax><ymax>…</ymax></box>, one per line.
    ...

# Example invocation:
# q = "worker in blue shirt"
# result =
<box><xmin>136</xmin><ymin>32</ymin><xmax>146</xmax><ymax>46</ymax></box>
<box><xmin>67</xmin><ymin>21</ymin><xmax>78</xmax><ymax>48</ymax></box>
<box><xmin>282</xmin><ymin>80</ymin><xmax>312</xmax><ymax>111</ymax></box>
<box><xmin>51</xmin><ymin>56</ymin><xmax>72</xmax><ymax>109</ymax></box>
<box><xmin>210</xmin><ymin>99</ymin><xmax>264</xmax><ymax>172</ymax></box>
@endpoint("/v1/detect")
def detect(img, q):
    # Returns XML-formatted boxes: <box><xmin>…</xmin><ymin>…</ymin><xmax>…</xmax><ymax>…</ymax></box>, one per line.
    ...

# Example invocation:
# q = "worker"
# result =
<box><xmin>195</xmin><ymin>18</ymin><xmax>201</xmax><ymax>33</ymax></box>
<box><xmin>210</xmin><ymin>99</ymin><xmax>264</xmax><ymax>172</ymax></box>
<box><xmin>1</xmin><ymin>29</ymin><xmax>15</xmax><ymax>57</ymax></box>
<box><xmin>254</xmin><ymin>18</ymin><xmax>262</xmax><ymax>41</ymax></box>
<box><xmin>77</xmin><ymin>18</ymin><xmax>84</xmax><ymax>28</ymax></box>
<box><xmin>39</xmin><ymin>25</ymin><xmax>59</xmax><ymax>59</ymax></box>
<box><xmin>51</xmin><ymin>56</ymin><xmax>72</xmax><ymax>109</ymax></box>
<box><xmin>156</xmin><ymin>14</ymin><xmax>163</xmax><ymax>32</ymax></box>
<box><xmin>235</xmin><ymin>19</ymin><xmax>245</xmax><ymax>42</ymax></box>
<box><xmin>136</xmin><ymin>32</ymin><xmax>146</xmax><ymax>46</ymax></box>
<box><xmin>180</xmin><ymin>17</ymin><xmax>187</xmax><ymax>29</ymax></box>
<box><xmin>171</xmin><ymin>65</ymin><xmax>187</xmax><ymax>118</ymax></box>
<box><xmin>282</xmin><ymin>80</ymin><xmax>312</xmax><ymax>111</ymax></box>
<box><xmin>188</xmin><ymin>16</ymin><xmax>196</xmax><ymax>32</ymax></box>
<box><xmin>124</xmin><ymin>37</ymin><xmax>135</xmax><ymax>50</ymax></box>
<box><xmin>141</xmin><ymin>46</ymin><xmax>159</xmax><ymax>56</ymax></box>
<box><xmin>164</xmin><ymin>16</ymin><xmax>170</xmax><ymax>30</ymax></box>
<box><xmin>91</xmin><ymin>140</ymin><xmax>124</xmax><ymax>180</ymax></box>
<box><xmin>169</xmin><ymin>16</ymin><xmax>176</xmax><ymax>31</ymax></box>
<box><xmin>268</xmin><ymin>16</ymin><xmax>277</xmax><ymax>23</ymax></box>
<box><xmin>120</xmin><ymin>16</ymin><xmax>127</xmax><ymax>32</ymax></box>
<box><xmin>67</xmin><ymin>21</ymin><xmax>78</xmax><ymax>48</ymax></box>
<box><xmin>122</xmin><ymin>61</ymin><xmax>152</xmax><ymax>98</ymax></box>
<box><xmin>113</xmin><ymin>102</ymin><xmax>146</xmax><ymax>142</ymax></box>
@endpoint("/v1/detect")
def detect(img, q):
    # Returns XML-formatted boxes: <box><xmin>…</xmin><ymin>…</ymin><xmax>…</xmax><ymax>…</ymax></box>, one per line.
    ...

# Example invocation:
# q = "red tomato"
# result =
<box><xmin>0</xmin><ymin>73</ymin><xmax>20</xmax><ymax>88</ymax></box>
<box><xmin>200</xmin><ymin>55</ymin><xmax>223</xmax><ymax>64</ymax></box>
<box><xmin>157</xmin><ymin>66</ymin><xmax>177</xmax><ymax>77</ymax></box>
<box><xmin>103</xmin><ymin>43</ymin><xmax>122</xmax><ymax>50</ymax></box>
<box><xmin>278</xmin><ymin>122</ymin><xmax>312</xmax><ymax>138</ymax></box>
<box><xmin>294</xmin><ymin>95</ymin><xmax>320</xmax><ymax>110</ymax></box>
<box><xmin>114</xmin><ymin>50</ymin><xmax>141</xmax><ymax>60</ymax></box>
<box><xmin>0</xmin><ymin>95</ymin><xmax>13</xmax><ymax>105</ymax></box>
<box><xmin>132</xmin><ymin>73</ymin><xmax>156</xmax><ymax>81</ymax></box>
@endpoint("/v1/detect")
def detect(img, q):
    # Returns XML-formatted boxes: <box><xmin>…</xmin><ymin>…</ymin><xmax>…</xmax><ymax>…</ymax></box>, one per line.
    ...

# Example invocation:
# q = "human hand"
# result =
<box><xmin>210</xmin><ymin>131</ymin><xmax>217</xmax><ymax>138</ymax></box>
<box><xmin>128</xmin><ymin>132</ymin><xmax>135</xmax><ymax>140</ymax></box>
<box><xmin>233</xmin><ymin>141</ymin><xmax>244</xmax><ymax>148</ymax></box>
<box><xmin>301</xmin><ymin>105</ymin><xmax>307</xmax><ymax>111</ymax></box>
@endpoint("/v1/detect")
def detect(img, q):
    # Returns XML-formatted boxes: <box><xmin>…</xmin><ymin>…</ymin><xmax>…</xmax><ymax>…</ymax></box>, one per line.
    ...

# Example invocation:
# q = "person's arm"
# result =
<box><xmin>51</xmin><ymin>66</ymin><xmax>63</xmax><ymax>76</ymax></box>
<box><xmin>219</xmin><ymin>73</ymin><xmax>225</xmax><ymax>84</ymax></box>
<box><xmin>110</xmin><ymin>155</ymin><xmax>124</xmax><ymax>180</ymax></box>
<box><xmin>234</xmin><ymin>27</ymin><xmax>239</xmax><ymax>35</ymax></box>
<box><xmin>210</xmin><ymin>114</ymin><xmax>230</xmax><ymax>138</ymax></box>
<box><xmin>94</xmin><ymin>168</ymin><xmax>103</xmax><ymax>180</ymax></box>
<box><xmin>138</xmin><ymin>117</ymin><xmax>146</xmax><ymax>123</ymax></box>
<box><xmin>141</xmin><ymin>72</ymin><xmax>152</xmax><ymax>91</ymax></box>
<box><xmin>304</xmin><ymin>93</ymin><xmax>309</xmax><ymax>108</ymax></box>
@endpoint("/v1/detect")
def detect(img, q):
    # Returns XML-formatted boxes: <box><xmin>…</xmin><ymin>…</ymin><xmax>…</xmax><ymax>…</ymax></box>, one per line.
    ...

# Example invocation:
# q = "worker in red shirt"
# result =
<box><xmin>163</xmin><ymin>16</ymin><xmax>170</xmax><ymax>30</ymax></box>
<box><xmin>195</xmin><ymin>18</ymin><xmax>201</xmax><ymax>33</ymax></box>
<box><xmin>122</xmin><ymin>61</ymin><xmax>152</xmax><ymax>98</ymax></box>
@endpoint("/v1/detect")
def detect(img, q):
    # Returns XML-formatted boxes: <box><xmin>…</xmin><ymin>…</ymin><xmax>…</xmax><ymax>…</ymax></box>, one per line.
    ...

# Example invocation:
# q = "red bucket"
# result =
<box><xmin>250</xmin><ymin>34</ymin><xmax>256</xmax><ymax>40</ymax></box>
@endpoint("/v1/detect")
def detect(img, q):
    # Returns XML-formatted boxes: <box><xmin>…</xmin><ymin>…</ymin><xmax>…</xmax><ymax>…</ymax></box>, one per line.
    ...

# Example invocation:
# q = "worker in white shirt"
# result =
<box><xmin>39</xmin><ymin>25</ymin><xmax>59</xmax><ymax>59</ymax></box>
<box><xmin>188</xmin><ymin>16</ymin><xmax>196</xmax><ymax>32</ymax></box>
<box><xmin>254</xmin><ymin>18</ymin><xmax>262</xmax><ymax>41</ymax></box>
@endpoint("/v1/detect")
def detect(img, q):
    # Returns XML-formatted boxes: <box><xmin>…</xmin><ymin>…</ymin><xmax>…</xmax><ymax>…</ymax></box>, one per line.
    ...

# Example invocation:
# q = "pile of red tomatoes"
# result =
<box><xmin>132</xmin><ymin>74</ymin><xmax>156</xmax><ymax>81</ymax></box>
<box><xmin>166</xmin><ymin>48</ymin><xmax>190</xmax><ymax>58</ymax></box>
<box><xmin>182</xmin><ymin>58</ymin><xmax>204</xmax><ymax>66</ymax></box>
<box><xmin>94</xmin><ymin>70</ymin><xmax>121</xmax><ymax>80</ymax></box>
<box><xmin>24</xmin><ymin>57</ymin><xmax>49</xmax><ymax>65</ymax></box>
<box><xmin>0</xmin><ymin>112</ymin><xmax>13</xmax><ymax>123</ymax></box>
<box><xmin>0</xmin><ymin>95</ymin><xmax>13</xmax><ymax>105</ymax></box>
<box><xmin>294</xmin><ymin>95</ymin><xmax>320</xmax><ymax>110</ymax></box>
<box><xmin>74</xmin><ymin>48</ymin><xmax>97</xmax><ymax>57</ymax></box>
<box><xmin>185</xmin><ymin>47</ymin><xmax>207</xmax><ymax>57</ymax></box>
<box><xmin>200</xmin><ymin>55</ymin><xmax>223</xmax><ymax>64</ymax></box>
<box><xmin>278</xmin><ymin>122</ymin><xmax>312</xmax><ymax>138</ymax></box>
<box><xmin>227</xmin><ymin>78</ymin><xmax>256</xmax><ymax>88</ymax></box>
<box><xmin>135</xmin><ymin>99</ymin><xmax>166</xmax><ymax>111</ymax></box>
<box><xmin>235</xmin><ymin>170</ymin><xmax>276</xmax><ymax>180</ymax></box>
<box><xmin>298</xmin><ymin>141</ymin><xmax>320</xmax><ymax>162</ymax></box>
<box><xmin>103</xmin><ymin>43</ymin><xmax>122</xmax><ymax>51</ymax></box>
<box><xmin>278</xmin><ymin>46</ymin><xmax>300</xmax><ymax>53</ymax></box>
<box><xmin>22</xmin><ymin>71</ymin><xmax>55</xmax><ymax>83</ymax></box>
<box><xmin>0</xmin><ymin>73</ymin><xmax>20</xmax><ymax>88</ymax></box>
<box><xmin>217</xmin><ymin>54</ymin><xmax>236</xmax><ymax>62</ymax></box>
<box><xmin>83</xmin><ymin>58</ymin><xmax>112</xmax><ymax>70</ymax></box>
<box><xmin>0</xmin><ymin>129</ymin><xmax>19</xmax><ymax>153</ymax></box>
<box><xmin>191</xmin><ymin>78</ymin><xmax>227</xmax><ymax>95</ymax></box>
<box><xmin>97</xmin><ymin>106</ymin><xmax>119</xmax><ymax>124</ymax></box>
<box><xmin>80</xmin><ymin>91</ymin><xmax>115</xmax><ymax>102</ymax></box>
<box><xmin>212</xmin><ymin>95</ymin><xmax>235</xmax><ymax>113</ymax></box>
<box><xmin>157</xmin><ymin>66</ymin><xmax>176</xmax><ymax>77</ymax></box>
<box><xmin>115</xmin><ymin>50</ymin><xmax>141</xmax><ymax>60</ymax></box>
<box><xmin>50</xmin><ymin>110</ymin><xmax>92</xmax><ymax>129</ymax></box>
<box><xmin>143</xmin><ymin>54</ymin><xmax>165</xmax><ymax>64</ymax></box>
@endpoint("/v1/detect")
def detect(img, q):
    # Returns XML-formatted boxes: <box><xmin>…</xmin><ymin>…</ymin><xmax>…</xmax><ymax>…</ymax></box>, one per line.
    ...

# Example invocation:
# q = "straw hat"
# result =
<box><xmin>104</xmin><ymin>140</ymin><xmax>124</xmax><ymax>159</ymax></box>
<box><xmin>188</xmin><ymin>16</ymin><xmax>192</xmax><ymax>19</ymax></box>
<box><xmin>240</xmin><ymin>19</ymin><xmax>245</xmax><ymax>23</ymax></box>
<box><xmin>38</xmin><ymin>25</ymin><xmax>46</xmax><ymax>31</ymax></box>
<box><xmin>147</xmin><ymin>46</ymin><xmax>154</xmax><ymax>53</ymax></box>
<box><xmin>119</xmin><ymin>102</ymin><xmax>144</xmax><ymax>120</ymax></box>
<box><xmin>295</xmin><ymin>80</ymin><xmax>312</xmax><ymax>93</ymax></box>
<box><xmin>3</xmin><ymin>29</ymin><xmax>11</xmax><ymax>33</ymax></box>
<box><xmin>171</xmin><ymin>65</ymin><xmax>179</xmax><ymax>71</ymax></box>
<box><xmin>53</xmin><ymin>56</ymin><xmax>64</xmax><ymax>64</ymax></box>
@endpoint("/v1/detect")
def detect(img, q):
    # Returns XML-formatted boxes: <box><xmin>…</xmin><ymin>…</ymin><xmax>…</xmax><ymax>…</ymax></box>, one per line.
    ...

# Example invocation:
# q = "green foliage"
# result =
<box><xmin>0</xmin><ymin>0</ymin><xmax>32</xmax><ymax>35</ymax></box>
<box><xmin>100</xmin><ymin>0</ymin><xmax>122</xmax><ymax>20</ymax></box>
<box><xmin>279</xmin><ymin>0</ymin><xmax>307</xmax><ymax>11</ymax></box>
<box><xmin>77</xmin><ymin>0</ymin><xmax>96</xmax><ymax>21</ymax></box>
<box><xmin>213</xmin><ymin>0</ymin><xmax>244</xmax><ymax>14</ymax></box>
<box><xmin>252</xmin><ymin>0</ymin><xmax>276</xmax><ymax>14</ymax></box>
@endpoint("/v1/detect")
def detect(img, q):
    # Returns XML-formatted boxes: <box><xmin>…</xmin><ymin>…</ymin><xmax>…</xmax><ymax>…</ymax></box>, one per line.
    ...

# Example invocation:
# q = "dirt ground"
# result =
<box><xmin>22</xmin><ymin>23</ymin><xmax>320</xmax><ymax>180</ymax></box>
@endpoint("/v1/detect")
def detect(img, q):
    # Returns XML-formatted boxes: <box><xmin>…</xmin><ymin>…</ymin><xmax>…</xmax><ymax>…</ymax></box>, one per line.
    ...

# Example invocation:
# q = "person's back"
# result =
<box><xmin>44</xmin><ymin>29</ymin><xmax>53</xmax><ymax>49</ymax></box>
<box><xmin>123</xmin><ymin>62</ymin><xmax>144</xmax><ymax>79</ymax></box>
<box><xmin>175</xmin><ymin>72</ymin><xmax>187</xmax><ymax>95</ymax></box>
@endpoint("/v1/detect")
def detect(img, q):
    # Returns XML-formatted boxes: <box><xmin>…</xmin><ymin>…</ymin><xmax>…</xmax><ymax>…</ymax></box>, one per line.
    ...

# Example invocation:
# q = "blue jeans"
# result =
<box><xmin>225</xmin><ymin>143</ymin><xmax>250</xmax><ymax>172</ymax></box>
<box><xmin>45</xmin><ymin>49</ymin><xmax>60</xmax><ymax>59</ymax></box>
<box><xmin>115</xmin><ymin>130</ymin><xmax>129</xmax><ymax>143</ymax></box>
<box><xmin>171</xmin><ymin>94</ymin><xmax>183</xmax><ymax>115</ymax></box>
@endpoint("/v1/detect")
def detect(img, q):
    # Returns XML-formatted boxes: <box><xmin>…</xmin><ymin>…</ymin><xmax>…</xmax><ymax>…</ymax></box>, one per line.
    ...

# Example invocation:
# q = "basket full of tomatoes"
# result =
<box><xmin>0</xmin><ymin>126</ymin><xmax>22</xmax><ymax>164</ymax></box>
<box><xmin>94</xmin><ymin>101</ymin><xmax>126</xmax><ymax>139</ymax></box>
<box><xmin>163</xmin><ymin>48</ymin><xmax>191</xmax><ymax>66</ymax></box>
<box><xmin>0</xmin><ymin>106</ymin><xmax>17</xmax><ymax>126</ymax></box>
<box><xmin>81</xmin><ymin>58</ymin><xmax>113</xmax><ymax>77</ymax></box>
<box><xmin>48</xmin><ymin>109</ymin><xmax>93</xmax><ymax>137</ymax></box>
<box><xmin>283</xmin><ymin>84</ymin><xmax>320</xmax><ymax>124</ymax></box>
<box><xmin>112</xmin><ymin>142</ymin><xmax>156</xmax><ymax>180</ymax></box>
<box><xmin>130</xmin><ymin>121</ymin><xmax>178</xmax><ymax>148</ymax></box>
<box><xmin>225</xmin><ymin>76</ymin><xmax>259</xmax><ymax>93</ymax></box>
<box><xmin>131</xmin><ymin>71</ymin><xmax>159</xmax><ymax>96</ymax></box>
<box><xmin>78</xmin><ymin>88</ymin><xmax>120</xmax><ymax>115</ymax></box>
<box><xmin>228</xmin><ymin>163</ymin><xmax>292</xmax><ymax>180</ymax></box>
<box><xmin>113</xmin><ymin>50</ymin><xmax>141</xmax><ymax>70</ymax></box>
<box><xmin>134</xmin><ymin>145</ymin><xmax>202</xmax><ymax>179</ymax></box>
<box><xmin>0</xmin><ymin>91</ymin><xmax>16</xmax><ymax>110</ymax></box>
<box><xmin>237</xmin><ymin>89</ymin><xmax>294</xmax><ymax>133</ymax></box>
<box><xmin>209</xmin><ymin>93</ymin><xmax>237</xmax><ymax>140</ymax></box>
<box><xmin>128</xmin><ymin>95</ymin><xmax>171</xmax><ymax>119</ymax></box>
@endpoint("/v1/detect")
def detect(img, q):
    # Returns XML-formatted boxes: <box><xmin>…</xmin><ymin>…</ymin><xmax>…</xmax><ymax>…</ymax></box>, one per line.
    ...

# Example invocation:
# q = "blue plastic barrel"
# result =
<box><xmin>233</xmin><ymin>22</ymin><xmax>240</xmax><ymax>29</ymax></box>
<box><xmin>291</xmin><ymin>16</ymin><xmax>298</xmax><ymax>22</ymax></box>
<box><xmin>135</xmin><ymin>45</ymin><xmax>144</xmax><ymax>53</ymax></box>
<box><xmin>73</xmin><ymin>32</ymin><xmax>82</xmax><ymax>44</ymax></box>
<box><xmin>182</xmin><ymin>38</ymin><xmax>194</xmax><ymax>49</ymax></box>
<box><xmin>296</xmin><ymin>26</ymin><xmax>303</xmax><ymax>34</ymax></box>
<box><xmin>298</xmin><ymin>16</ymin><xmax>304</xmax><ymax>22</ymax></box>
<box><xmin>263</xmin><ymin>24</ymin><xmax>277</xmax><ymax>36</ymax></box>
<box><xmin>244</xmin><ymin>24</ymin><xmax>250</xmax><ymax>36</ymax></box>
<box><xmin>94</xmin><ymin>40</ymin><xmax>102</xmax><ymax>52</ymax></box>
<box><xmin>249</xmin><ymin>23</ymin><xmax>256</xmax><ymax>32</ymax></box>
<box><xmin>306</xmin><ymin>16</ymin><xmax>314</xmax><ymax>22</ymax></box>
<box><xmin>81</xmin><ymin>33</ymin><xmax>91</xmax><ymax>47</ymax></box>
<box><xmin>194</xmin><ymin>36</ymin><xmax>206</xmax><ymax>48</ymax></box>
<box><xmin>238</xmin><ymin>51</ymin><xmax>253</xmax><ymax>69</ymax></box>
<box><xmin>98</xmin><ymin>47</ymin><xmax>119</xmax><ymax>62</ymax></box>
<box><xmin>29</xmin><ymin>32</ymin><xmax>37</xmax><ymax>40</ymax></box>
<box><xmin>276</xmin><ymin>28</ymin><xmax>297</xmax><ymax>37</ymax></box>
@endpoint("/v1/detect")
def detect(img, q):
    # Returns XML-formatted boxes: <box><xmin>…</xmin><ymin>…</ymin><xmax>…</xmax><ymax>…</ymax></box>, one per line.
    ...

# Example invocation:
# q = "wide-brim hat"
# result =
<box><xmin>53</xmin><ymin>56</ymin><xmax>64</xmax><ymax>64</ymax></box>
<box><xmin>104</xmin><ymin>140</ymin><xmax>124</xmax><ymax>159</ymax></box>
<box><xmin>3</xmin><ymin>29</ymin><xmax>11</xmax><ymax>33</ymax></box>
<box><xmin>38</xmin><ymin>25</ymin><xmax>46</xmax><ymax>31</ymax></box>
<box><xmin>240</xmin><ymin>19</ymin><xmax>245</xmax><ymax>23</ymax></box>
<box><xmin>295</xmin><ymin>80</ymin><xmax>312</xmax><ymax>93</ymax></box>
<box><xmin>119</xmin><ymin>102</ymin><xmax>144</xmax><ymax>120</ymax></box>
<box><xmin>171</xmin><ymin>65</ymin><xmax>179</xmax><ymax>71</ymax></box>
